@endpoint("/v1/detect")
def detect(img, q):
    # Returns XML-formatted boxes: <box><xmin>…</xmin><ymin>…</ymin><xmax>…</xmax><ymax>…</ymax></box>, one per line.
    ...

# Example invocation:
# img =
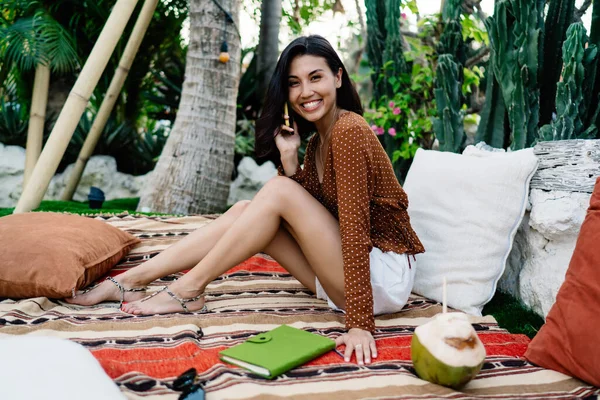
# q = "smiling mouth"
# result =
<box><xmin>301</xmin><ymin>100</ymin><xmax>322</xmax><ymax>111</ymax></box>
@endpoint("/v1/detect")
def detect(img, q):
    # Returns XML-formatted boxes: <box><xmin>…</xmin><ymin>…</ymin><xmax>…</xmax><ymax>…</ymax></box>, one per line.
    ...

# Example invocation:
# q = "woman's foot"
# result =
<box><xmin>65</xmin><ymin>275</ymin><xmax>147</xmax><ymax>306</ymax></box>
<box><xmin>121</xmin><ymin>284</ymin><xmax>206</xmax><ymax>315</ymax></box>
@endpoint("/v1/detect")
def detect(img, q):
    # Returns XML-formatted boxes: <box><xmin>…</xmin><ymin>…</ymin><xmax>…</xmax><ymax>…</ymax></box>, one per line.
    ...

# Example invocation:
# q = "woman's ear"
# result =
<box><xmin>336</xmin><ymin>68</ymin><xmax>343</xmax><ymax>88</ymax></box>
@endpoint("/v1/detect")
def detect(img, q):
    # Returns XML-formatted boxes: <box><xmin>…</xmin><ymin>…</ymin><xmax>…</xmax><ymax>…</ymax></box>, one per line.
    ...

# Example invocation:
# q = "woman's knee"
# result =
<box><xmin>259</xmin><ymin>176</ymin><xmax>302</xmax><ymax>203</ymax></box>
<box><xmin>229</xmin><ymin>200</ymin><xmax>251</xmax><ymax>217</ymax></box>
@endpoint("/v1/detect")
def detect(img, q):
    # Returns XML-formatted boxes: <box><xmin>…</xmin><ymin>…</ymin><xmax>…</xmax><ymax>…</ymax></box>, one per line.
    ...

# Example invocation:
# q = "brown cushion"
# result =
<box><xmin>0</xmin><ymin>212</ymin><xmax>140</xmax><ymax>299</ymax></box>
<box><xmin>524</xmin><ymin>177</ymin><xmax>600</xmax><ymax>387</ymax></box>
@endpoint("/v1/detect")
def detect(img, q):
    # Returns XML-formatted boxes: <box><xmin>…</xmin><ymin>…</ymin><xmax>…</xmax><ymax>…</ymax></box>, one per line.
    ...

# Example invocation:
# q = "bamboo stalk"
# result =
<box><xmin>13</xmin><ymin>0</ymin><xmax>138</xmax><ymax>214</ymax></box>
<box><xmin>23</xmin><ymin>63</ymin><xmax>50</xmax><ymax>190</ymax></box>
<box><xmin>61</xmin><ymin>0</ymin><xmax>158</xmax><ymax>201</ymax></box>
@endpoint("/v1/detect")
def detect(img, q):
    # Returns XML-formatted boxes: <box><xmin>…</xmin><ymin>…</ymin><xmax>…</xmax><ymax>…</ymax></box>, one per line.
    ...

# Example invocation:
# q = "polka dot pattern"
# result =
<box><xmin>278</xmin><ymin>112</ymin><xmax>425</xmax><ymax>332</ymax></box>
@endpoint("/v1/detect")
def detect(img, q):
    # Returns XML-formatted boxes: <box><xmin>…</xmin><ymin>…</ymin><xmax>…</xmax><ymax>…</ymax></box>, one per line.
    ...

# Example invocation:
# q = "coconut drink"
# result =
<box><xmin>410</xmin><ymin>278</ymin><xmax>486</xmax><ymax>389</ymax></box>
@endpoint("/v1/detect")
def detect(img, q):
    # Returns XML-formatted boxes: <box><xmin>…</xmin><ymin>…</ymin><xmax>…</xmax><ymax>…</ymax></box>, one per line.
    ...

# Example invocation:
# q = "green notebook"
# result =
<box><xmin>219</xmin><ymin>325</ymin><xmax>336</xmax><ymax>379</ymax></box>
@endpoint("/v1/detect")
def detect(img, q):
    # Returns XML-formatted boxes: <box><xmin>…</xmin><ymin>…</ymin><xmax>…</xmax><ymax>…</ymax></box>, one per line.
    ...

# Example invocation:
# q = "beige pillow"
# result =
<box><xmin>0</xmin><ymin>212</ymin><xmax>140</xmax><ymax>298</ymax></box>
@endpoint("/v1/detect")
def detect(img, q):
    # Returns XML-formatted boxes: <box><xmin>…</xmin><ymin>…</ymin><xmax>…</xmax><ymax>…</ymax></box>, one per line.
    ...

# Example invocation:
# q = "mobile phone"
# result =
<box><xmin>284</xmin><ymin>103</ymin><xmax>294</xmax><ymax>134</ymax></box>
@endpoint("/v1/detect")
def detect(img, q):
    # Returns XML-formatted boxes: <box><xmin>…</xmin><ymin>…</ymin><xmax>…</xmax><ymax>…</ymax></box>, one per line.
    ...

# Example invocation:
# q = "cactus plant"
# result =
<box><xmin>485</xmin><ymin>0</ymin><xmax>543</xmax><ymax>150</ymax></box>
<box><xmin>382</xmin><ymin>0</ymin><xmax>408</xmax><ymax>92</ymax></box>
<box><xmin>442</xmin><ymin>0</ymin><xmax>462</xmax><ymax>22</ymax></box>
<box><xmin>539</xmin><ymin>0</ymin><xmax>576</xmax><ymax>127</ymax></box>
<box><xmin>539</xmin><ymin>23</ymin><xmax>599</xmax><ymax>141</ymax></box>
<box><xmin>437</xmin><ymin>20</ymin><xmax>467</xmax><ymax>70</ymax></box>
<box><xmin>434</xmin><ymin>54</ymin><xmax>465</xmax><ymax>153</ymax></box>
<box><xmin>365</xmin><ymin>0</ymin><xmax>408</xmax><ymax>101</ymax></box>
<box><xmin>475</xmin><ymin>73</ymin><xmax>507</xmax><ymax>149</ymax></box>
<box><xmin>586</xmin><ymin>0</ymin><xmax>600</xmax><ymax>137</ymax></box>
<box><xmin>433</xmin><ymin>0</ymin><xmax>466</xmax><ymax>153</ymax></box>
<box><xmin>365</xmin><ymin>0</ymin><xmax>386</xmax><ymax>102</ymax></box>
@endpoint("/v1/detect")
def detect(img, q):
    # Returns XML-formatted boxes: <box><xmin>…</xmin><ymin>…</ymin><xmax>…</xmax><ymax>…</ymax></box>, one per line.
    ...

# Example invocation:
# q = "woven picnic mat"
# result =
<box><xmin>1</xmin><ymin>214</ymin><xmax>598</xmax><ymax>399</ymax></box>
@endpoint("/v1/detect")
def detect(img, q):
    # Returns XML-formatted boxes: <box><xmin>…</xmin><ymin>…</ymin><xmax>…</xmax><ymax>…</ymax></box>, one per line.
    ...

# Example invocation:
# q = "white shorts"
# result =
<box><xmin>315</xmin><ymin>247</ymin><xmax>416</xmax><ymax>315</ymax></box>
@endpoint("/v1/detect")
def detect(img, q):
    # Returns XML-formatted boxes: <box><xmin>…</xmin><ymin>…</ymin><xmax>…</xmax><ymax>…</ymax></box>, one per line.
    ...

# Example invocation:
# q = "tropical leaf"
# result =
<box><xmin>0</xmin><ymin>11</ymin><xmax>79</xmax><ymax>73</ymax></box>
<box><xmin>0</xmin><ymin>17</ymin><xmax>44</xmax><ymax>71</ymax></box>
<box><xmin>35</xmin><ymin>12</ymin><xmax>79</xmax><ymax>73</ymax></box>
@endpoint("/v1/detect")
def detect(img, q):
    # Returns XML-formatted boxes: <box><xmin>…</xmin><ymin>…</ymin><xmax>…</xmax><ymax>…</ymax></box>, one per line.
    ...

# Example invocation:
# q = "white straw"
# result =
<box><xmin>442</xmin><ymin>277</ymin><xmax>447</xmax><ymax>314</ymax></box>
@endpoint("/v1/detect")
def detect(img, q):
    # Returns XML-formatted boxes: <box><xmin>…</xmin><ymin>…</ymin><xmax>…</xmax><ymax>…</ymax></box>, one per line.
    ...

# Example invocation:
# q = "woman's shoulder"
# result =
<box><xmin>331</xmin><ymin>111</ymin><xmax>374</xmax><ymax>146</ymax></box>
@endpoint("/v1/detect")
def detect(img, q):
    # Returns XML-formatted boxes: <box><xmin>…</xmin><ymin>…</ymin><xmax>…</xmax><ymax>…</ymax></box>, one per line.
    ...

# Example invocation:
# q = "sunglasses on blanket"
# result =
<box><xmin>172</xmin><ymin>368</ymin><xmax>205</xmax><ymax>400</ymax></box>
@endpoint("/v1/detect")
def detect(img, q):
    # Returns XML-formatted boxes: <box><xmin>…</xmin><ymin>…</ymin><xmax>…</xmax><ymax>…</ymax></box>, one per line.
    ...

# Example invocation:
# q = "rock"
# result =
<box><xmin>47</xmin><ymin>156</ymin><xmax>148</xmax><ymax>203</ymax></box>
<box><xmin>227</xmin><ymin>157</ymin><xmax>277</xmax><ymax>205</ymax></box>
<box><xmin>0</xmin><ymin>143</ymin><xmax>26</xmax><ymax>208</ymax></box>
<box><xmin>0</xmin><ymin>143</ymin><xmax>147</xmax><ymax>208</ymax></box>
<box><xmin>500</xmin><ymin>189</ymin><xmax>591</xmax><ymax>318</ymax></box>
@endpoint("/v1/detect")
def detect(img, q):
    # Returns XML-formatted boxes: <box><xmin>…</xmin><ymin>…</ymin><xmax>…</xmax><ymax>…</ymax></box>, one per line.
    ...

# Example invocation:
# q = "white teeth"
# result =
<box><xmin>302</xmin><ymin>100</ymin><xmax>321</xmax><ymax>110</ymax></box>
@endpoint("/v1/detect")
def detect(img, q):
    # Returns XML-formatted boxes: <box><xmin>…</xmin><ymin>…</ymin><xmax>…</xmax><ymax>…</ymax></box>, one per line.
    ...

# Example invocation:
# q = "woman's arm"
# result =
<box><xmin>331</xmin><ymin>124</ymin><xmax>376</xmax><ymax>333</ymax></box>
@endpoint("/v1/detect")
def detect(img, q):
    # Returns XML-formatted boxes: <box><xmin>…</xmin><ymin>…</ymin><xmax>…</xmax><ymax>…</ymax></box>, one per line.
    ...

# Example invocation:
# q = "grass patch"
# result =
<box><xmin>483</xmin><ymin>291</ymin><xmax>544</xmax><ymax>338</ymax></box>
<box><xmin>1</xmin><ymin>199</ymin><xmax>545</xmax><ymax>338</ymax></box>
<box><xmin>0</xmin><ymin>198</ymin><xmax>149</xmax><ymax>217</ymax></box>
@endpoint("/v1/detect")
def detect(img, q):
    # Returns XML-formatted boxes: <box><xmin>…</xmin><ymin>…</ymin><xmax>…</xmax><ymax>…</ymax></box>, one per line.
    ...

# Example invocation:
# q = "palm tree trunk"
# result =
<box><xmin>136</xmin><ymin>0</ymin><xmax>241</xmax><ymax>215</ymax></box>
<box><xmin>256</xmin><ymin>0</ymin><xmax>282</xmax><ymax>102</ymax></box>
<box><xmin>24</xmin><ymin>63</ymin><xmax>50</xmax><ymax>190</ymax></box>
<box><xmin>61</xmin><ymin>0</ymin><xmax>159</xmax><ymax>201</ymax></box>
<box><xmin>13</xmin><ymin>0</ymin><xmax>138</xmax><ymax>214</ymax></box>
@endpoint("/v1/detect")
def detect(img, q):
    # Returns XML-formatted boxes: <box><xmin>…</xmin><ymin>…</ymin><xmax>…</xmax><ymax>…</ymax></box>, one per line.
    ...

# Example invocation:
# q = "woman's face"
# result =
<box><xmin>287</xmin><ymin>54</ymin><xmax>342</xmax><ymax>127</ymax></box>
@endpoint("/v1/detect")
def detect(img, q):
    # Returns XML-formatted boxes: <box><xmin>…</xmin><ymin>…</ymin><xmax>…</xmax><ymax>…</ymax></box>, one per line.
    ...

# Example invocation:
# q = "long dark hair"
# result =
<box><xmin>255</xmin><ymin>35</ymin><xmax>363</xmax><ymax>166</ymax></box>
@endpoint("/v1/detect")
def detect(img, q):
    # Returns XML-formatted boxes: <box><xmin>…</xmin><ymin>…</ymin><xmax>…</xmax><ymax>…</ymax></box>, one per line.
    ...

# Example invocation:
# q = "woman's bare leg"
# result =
<box><xmin>123</xmin><ymin>177</ymin><xmax>346</xmax><ymax>314</ymax></box>
<box><xmin>66</xmin><ymin>200</ymin><xmax>254</xmax><ymax>305</ymax></box>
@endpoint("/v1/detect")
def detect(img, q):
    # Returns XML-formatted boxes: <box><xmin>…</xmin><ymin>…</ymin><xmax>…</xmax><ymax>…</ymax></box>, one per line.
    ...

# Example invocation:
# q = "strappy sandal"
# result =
<box><xmin>141</xmin><ymin>286</ymin><xmax>208</xmax><ymax>313</ymax></box>
<box><xmin>105</xmin><ymin>276</ymin><xmax>147</xmax><ymax>308</ymax></box>
<box><xmin>74</xmin><ymin>276</ymin><xmax>147</xmax><ymax>308</ymax></box>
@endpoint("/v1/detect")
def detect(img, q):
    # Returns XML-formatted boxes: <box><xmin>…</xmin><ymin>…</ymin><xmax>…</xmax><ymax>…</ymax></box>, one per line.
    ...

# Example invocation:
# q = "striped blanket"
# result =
<box><xmin>1</xmin><ymin>214</ymin><xmax>598</xmax><ymax>399</ymax></box>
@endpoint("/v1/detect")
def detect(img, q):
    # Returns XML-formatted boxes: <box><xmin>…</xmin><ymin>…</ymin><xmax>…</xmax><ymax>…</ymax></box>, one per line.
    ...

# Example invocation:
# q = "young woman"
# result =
<box><xmin>67</xmin><ymin>35</ymin><xmax>424</xmax><ymax>366</ymax></box>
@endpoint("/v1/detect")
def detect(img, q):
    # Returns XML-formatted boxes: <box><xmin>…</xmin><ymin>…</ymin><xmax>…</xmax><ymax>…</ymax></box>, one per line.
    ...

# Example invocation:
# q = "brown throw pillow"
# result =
<box><xmin>524</xmin><ymin>177</ymin><xmax>600</xmax><ymax>387</ymax></box>
<box><xmin>0</xmin><ymin>212</ymin><xmax>140</xmax><ymax>299</ymax></box>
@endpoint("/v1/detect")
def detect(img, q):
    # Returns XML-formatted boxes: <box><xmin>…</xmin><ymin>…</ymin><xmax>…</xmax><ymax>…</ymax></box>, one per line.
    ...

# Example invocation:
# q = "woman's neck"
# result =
<box><xmin>315</xmin><ymin>106</ymin><xmax>340</xmax><ymax>141</ymax></box>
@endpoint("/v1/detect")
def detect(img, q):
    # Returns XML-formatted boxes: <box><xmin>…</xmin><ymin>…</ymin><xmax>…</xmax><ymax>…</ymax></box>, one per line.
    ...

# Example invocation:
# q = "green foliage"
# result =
<box><xmin>0</xmin><ymin>6</ymin><xmax>79</xmax><ymax>73</ymax></box>
<box><xmin>482</xmin><ymin>291</ymin><xmax>544</xmax><ymax>339</ymax></box>
<box><xmin>283</xmin><ymin>0</ymin><xmax>338</xmax><ymax>35</ymax></box>
<box><xmin>475</xmin><ymin>73</ymin><xmax>507</xmax><ymax>149</ymax></box>
<box><xmin>0</xmin><ymin>99</ymin><xmax>29</xmax><ymax>144</ymax></box>
<box><xmin>539</xmin><ymin>0</ymin><xmax>575</xmax><ymax>127</ymax></box>
<box><xmin>433</xmin><ymin>0</ymin><xmax>467</xmax><ymax>154</ymax></box>
<box><xmin>0</xmin><ymin>198</ymin><xmax>152</xmax><ymax>218</ymax></box>
<box><xmin>479</xmin><ymin>0</ymin><xmax>600</xmax><ymax>148</ymax></box>
<box><xmin>365</xmin><ymin>38</ymin><xmax>437</xmax><ymax>167</ymax></box>
<box><xmin>461</xmin><ymin>15</ymin><xmax>489</xmax><ymax>45</ymax></box>
<box><xmin>539</xmin><ymin>23</ymin><xmax>599</xmax><ymax>141</ymax></box>
<box><xmin>434</xmin><ymin>54</ymin><xmax>465</xmax><ymax>153</ymax></box>
<box><xmin>484</xmin><ymin>0</ymin><xmax>543</xmax><ymax>150</ymax></box>
<box><xmin>0</xmin><ymin>0</ymin><xmax>189</xmax><ymax>176</ymax></box>
<box><xmin>364</xmin><ymin>0</ymin><xmax>414</xmax><ymax>179</ymax></box>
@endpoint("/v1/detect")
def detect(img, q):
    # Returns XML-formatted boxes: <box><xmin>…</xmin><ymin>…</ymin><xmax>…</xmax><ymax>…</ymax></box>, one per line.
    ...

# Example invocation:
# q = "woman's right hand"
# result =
<box><xmin>274</xmin><ymin>115</ymin><xmax>301</xmax><ymax>157</ymax></box>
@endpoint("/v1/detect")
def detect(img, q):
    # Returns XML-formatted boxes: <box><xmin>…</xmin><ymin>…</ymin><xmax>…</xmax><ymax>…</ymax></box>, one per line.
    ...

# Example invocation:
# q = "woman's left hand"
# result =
<box><xmin>335</xmin><ymin>328</ymin><xmax>377</xmax><ymax>365</ymax></box>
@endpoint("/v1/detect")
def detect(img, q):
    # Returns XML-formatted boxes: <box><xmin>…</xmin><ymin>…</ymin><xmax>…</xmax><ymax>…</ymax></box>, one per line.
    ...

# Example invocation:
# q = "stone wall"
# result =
<box><xmin>500</xmin><ymin>189</ymin><xmax>591</xmax><ymax>318</ymax></box>
<box><xmin>499</xmin><ymin>139</ymin><xmax>599</xmax><ymax>319</ymax></box>
<box><xmin>0</xmin><ymin>143</ymin><xmax>147</xmax><ymax>208</ymax></box>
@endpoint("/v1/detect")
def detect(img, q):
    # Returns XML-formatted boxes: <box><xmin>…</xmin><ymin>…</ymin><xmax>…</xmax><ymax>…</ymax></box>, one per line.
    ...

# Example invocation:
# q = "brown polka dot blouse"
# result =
<box><xmin>278</xmin><ymin>111</ymin><xmax>425</xmax><ymax>332</ymax></box>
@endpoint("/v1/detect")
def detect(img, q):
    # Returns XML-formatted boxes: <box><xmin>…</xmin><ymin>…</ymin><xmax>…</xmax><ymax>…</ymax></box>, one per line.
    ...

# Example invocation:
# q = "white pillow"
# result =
<box><xmin>0</xmin><ymin>336</ymin><xmax>126</xmax><ymax>400</ymax></box>
<box><xmin>403</xmin><ymin>146</ymin><xmax>538</xmax><ymax>315</ymax></box>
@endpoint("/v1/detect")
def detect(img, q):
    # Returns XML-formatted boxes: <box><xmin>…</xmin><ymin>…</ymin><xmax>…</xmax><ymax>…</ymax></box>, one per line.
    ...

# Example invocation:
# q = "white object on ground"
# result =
<box><xmin>0</xmin><ymin>335</ymin><xmax>125</xmax><ymax>400</ymax></box>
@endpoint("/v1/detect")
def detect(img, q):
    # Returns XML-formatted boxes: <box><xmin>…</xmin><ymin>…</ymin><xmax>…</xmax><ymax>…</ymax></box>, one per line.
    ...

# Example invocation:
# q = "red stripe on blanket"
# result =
<box><xmin>107</xmin><ymin>255</ymin><xmax>286</xmax><ymax>278</ymax></box>
<box><xmin>92</xmin><ymin>332</ymin><xmax>530</xmax><ymax>379</ymax></box>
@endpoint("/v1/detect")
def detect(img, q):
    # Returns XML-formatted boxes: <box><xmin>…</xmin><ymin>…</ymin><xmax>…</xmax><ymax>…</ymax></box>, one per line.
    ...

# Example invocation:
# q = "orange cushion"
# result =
<box><xmin>524</xmin><ymin>177</ymin><xmax>600</xmax><ymax>386</ymax></box>
<box><xmin>0</xmin><ymin>212</ymin><xmax>140</xmax><ymax>299</ymax></box>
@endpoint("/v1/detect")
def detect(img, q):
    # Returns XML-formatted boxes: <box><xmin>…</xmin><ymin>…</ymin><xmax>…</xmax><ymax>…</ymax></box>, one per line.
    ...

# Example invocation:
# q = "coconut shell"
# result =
<box><xmin>411</xmin><ymin>333</ymin><xmax>484</xmax><ymax>389</ymax></box>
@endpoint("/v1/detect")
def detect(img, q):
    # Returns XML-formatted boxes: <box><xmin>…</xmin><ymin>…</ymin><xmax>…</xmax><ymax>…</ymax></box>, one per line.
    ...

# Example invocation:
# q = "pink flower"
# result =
<box><xmin>388</xmin><ymin>127</ymin><xmax>397</xmax><ymax>136</ymax></box>
<box><xmin>393</xmin><ymin>107</ymin><xmax>401</xmax><ymax>115</ymax></box>
<box><xmin>401</xmin><ymin>13</ymin><xmax>407</xmax><ymax>19</ymax></box>
<box><xmin>388</xmin><ymin>101</ymin><xmax>395</xmax><ymax>108</ymax></box>
<box><xmin>371</xmin><ymin>124</ymin><xmax>378</xmax><ymax>131</ymax></box>
<box><xmin>376</xmin><ymin>127</ymin><xmax>385</xmax><ymax>135</ymax></box>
